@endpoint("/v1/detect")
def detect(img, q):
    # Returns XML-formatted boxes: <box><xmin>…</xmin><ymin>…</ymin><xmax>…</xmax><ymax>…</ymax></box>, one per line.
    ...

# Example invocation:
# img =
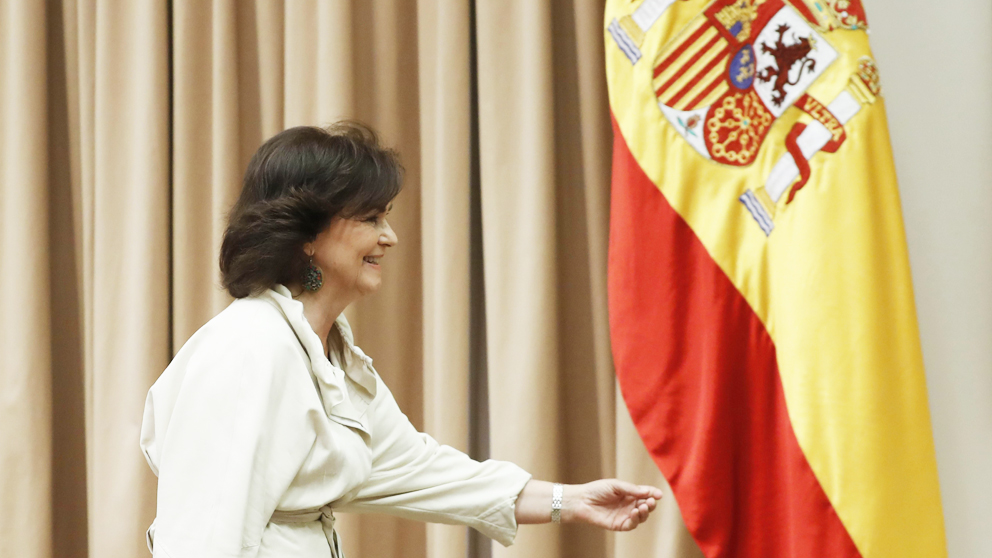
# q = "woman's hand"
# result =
<box><xmin>514</xmin><ymin>479</ymin><xmax>662</xmax><ymax>531</ymax></box>
<box><xmin>566</xmin><ymin>479</ymin><xmax>662</xmax><ymax>531</ymax></box>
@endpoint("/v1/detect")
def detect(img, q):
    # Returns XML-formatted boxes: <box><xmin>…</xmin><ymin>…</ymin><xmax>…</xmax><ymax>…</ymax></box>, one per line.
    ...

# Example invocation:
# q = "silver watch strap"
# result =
<box><xmin>551</xmin><ymin>483</ymin><xmax>563</xmax><ymax>524</ymax></box>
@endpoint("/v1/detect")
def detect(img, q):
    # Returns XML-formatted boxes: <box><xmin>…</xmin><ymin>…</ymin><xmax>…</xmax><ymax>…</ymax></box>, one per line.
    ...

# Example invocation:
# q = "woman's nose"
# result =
<box><xmin>380</xmin><ymin>220</ymin><xmax>398</xmax><ymax>247</ymax></box>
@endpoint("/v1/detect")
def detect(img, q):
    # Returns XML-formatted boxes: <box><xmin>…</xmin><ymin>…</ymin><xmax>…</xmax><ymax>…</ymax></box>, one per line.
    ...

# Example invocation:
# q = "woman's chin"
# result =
<box><xmin>357</xmin><ymin>278</ymin><xmax>382</xmax><ymax>296</ymax></box>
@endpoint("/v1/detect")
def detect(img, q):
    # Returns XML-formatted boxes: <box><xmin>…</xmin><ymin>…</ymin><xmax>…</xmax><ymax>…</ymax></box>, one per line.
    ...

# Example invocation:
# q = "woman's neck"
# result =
<box><xmin>292</xmin><ymin>282</ymin><xmax>356</xmax><ymax>356</ymax></box>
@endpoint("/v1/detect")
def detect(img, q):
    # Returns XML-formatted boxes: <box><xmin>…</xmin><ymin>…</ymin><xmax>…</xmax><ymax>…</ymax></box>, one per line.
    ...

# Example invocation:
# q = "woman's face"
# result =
<box><xmin>308</xmin><ymin>205</ymin><xmax>397</xmax><ymax>298</ymax></box>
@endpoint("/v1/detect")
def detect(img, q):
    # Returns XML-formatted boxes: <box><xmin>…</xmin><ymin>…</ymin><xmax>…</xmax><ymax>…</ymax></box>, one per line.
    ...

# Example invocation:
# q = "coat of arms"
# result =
<box><xmin>608</xmin><ymin>0</ymin><xmax>881</xmax><ymax>236</ymax></box>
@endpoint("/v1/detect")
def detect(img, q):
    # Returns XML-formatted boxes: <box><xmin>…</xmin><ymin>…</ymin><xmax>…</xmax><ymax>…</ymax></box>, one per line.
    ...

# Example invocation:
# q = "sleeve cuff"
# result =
<box><xmin>470</xmin><ymin>462</ymin><xmax>532</xmax><ymax>547</ymax></box>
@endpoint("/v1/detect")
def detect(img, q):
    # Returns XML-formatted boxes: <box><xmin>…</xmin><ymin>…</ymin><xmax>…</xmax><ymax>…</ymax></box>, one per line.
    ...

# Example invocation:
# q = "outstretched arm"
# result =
<box><xmin>515</xmin><ymin>479</ymin><xmax>662</xmax><ymax>531</ymax></box>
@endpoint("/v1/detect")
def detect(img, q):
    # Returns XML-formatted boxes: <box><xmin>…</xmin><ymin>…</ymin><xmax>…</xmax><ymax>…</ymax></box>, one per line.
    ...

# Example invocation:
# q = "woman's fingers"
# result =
<box><xmin>638</xmin><ymin>502</ymin><xmax>650</xmax><ymax>521</ymax></box>
<box><xmin>623</xmin><ymin>508</ymin><xmax>641</xmax><ymax>531</ymax></box>
<box><xmin>633</xmin><ymin>497</ymin><xmax>656</xmax><ymax>509</ymax></box>
<box><xmin>622</xmin><ymin>482</ymin><xmax>663</xmax><ymax>500</ymax></box>
<box><xmin>618</xmin><ymin>503</ymin><xmax>648</xmax><ymax>531</ymax></box>
<box><xmin>611</xmin><ymin>479</ymin><xmax>642</xmax><ymax>496</ymax></box>
<box><xmin>623</xmin><ymin>496</ymin><xmax>655</xmax><ymax>529</ymax></box>
<box><xmin>639</xmin><ymin>484</ymin><xmax>664</xmax><ymax>499</ymax></box>
<box><xmin>633</xmin><ymin>505</ymin><xmax>645</xmax><ymax>524</ymax></box>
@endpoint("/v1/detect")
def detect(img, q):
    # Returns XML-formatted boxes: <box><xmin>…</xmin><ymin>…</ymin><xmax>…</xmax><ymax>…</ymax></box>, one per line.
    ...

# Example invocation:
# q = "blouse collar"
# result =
<box><xmin>260</xmin><ymin>285</ymin><xmax>378</xmax><ymax>436</ymax></box>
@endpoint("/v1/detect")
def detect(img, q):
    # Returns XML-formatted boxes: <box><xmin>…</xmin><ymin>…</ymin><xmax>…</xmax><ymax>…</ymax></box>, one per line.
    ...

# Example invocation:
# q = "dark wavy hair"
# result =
<box><xmin>220</xmin><ymin>122</ymin><xmax>403</xmax><ymax>298</ymax></box>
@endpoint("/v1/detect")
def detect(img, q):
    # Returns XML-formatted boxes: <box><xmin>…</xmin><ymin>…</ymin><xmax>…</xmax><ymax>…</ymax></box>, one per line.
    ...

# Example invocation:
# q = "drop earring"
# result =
<box><xmin>302</xmin><ymin>257</ymin><xmax>323</xmax><ymax>291</ymax></box>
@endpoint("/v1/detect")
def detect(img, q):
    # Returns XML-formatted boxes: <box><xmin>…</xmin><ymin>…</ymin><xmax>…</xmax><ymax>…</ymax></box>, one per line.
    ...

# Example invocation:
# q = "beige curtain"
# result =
<box><xmin>9</xmin><ymin>1</ymin><xmax>990</xmax><ymax>558</ymax></box>
<box><xmin>1</xmin><ymin>1</ymin><xmax>695</xmax><ymax>557</ymax></box>
<box><xmin>2</xmin><ymin>2</ymin><xmax>171</xmax><ymax>558</ymax></box>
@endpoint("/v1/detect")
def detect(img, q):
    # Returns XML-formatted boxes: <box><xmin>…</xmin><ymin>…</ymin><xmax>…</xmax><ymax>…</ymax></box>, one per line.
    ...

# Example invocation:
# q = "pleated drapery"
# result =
<box><xmin>2</xmin><ymin>1</ymin><xmax>711</xmax><ymax>557</ymax></box>
<box><xmin>7</xmin><ymin>1</ymin><xmax>992</xmax><ymax>558</ymax></box>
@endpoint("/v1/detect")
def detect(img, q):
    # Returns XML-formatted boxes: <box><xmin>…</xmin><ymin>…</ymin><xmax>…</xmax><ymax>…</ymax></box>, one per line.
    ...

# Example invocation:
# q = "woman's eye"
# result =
<box><xmin>362</xmin><ymin>209</ymin><xmax>389</xmax><ymax>225</ymax></box>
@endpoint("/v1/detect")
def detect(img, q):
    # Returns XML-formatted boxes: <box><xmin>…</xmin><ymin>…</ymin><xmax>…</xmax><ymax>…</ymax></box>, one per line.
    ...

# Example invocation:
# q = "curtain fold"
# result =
<box><xmin>564</xmin><ymin>0</ymin><xmax>616</xmax><ymax>484</ymax></box>
<box><xmin>548</xmin><ymin>1</ymin><xmax>614</xmax><ymax>556</ymax></box>
<box><xmin>47</xmin><ymin>2</ymin><xmax>89</xmax><ymax>557</ymax></box>
<box><xmin>475</xmin><ymin>5</ymin><xmax>561</xmax><ymax>558</ymax></box>
<box><xmin>417</xmin><ymin>2</ymin><xmax>474</xmax><ymax>558</ymax></box>
<box><xmin>172</xmin><ymin>0</ymin><xmax>242</xmax><ymax>343</ymax></box>
<box><xmin>84</xmin><ymin>2</ymin><xmax>171</xmax><ymax>557</ymax></box>
<box><xmin>1</xmin><ymin>3</ymin><xmax>52</xmax><ymax>558</ymax></box>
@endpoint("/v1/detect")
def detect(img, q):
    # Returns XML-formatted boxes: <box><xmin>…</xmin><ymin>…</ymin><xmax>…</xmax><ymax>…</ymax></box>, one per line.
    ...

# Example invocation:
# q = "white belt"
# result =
<box><xmin>146</xmin><ymin>506</ymin><xmax>344</xmax><ymax>558</ymax></box>
<box><xmin>270</xmin><ymin>505</ymin><xmax>344</xmax><ymax>558</ymax></box>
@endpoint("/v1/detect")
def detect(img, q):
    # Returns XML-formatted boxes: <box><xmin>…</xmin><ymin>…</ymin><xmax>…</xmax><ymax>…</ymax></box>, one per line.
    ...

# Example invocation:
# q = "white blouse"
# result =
<box><xmin>140</xmin><ymin>285</ymin><xmax>532</xmax><ymax>558</ymax></box>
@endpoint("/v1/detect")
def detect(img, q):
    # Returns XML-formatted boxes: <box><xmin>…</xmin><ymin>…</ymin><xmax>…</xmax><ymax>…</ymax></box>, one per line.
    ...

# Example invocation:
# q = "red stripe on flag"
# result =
<box><xmin>684</xmin><ymin>74</ymin><xmax>726</xmax><ymax>110</ymax></box>
<box><xmin>654</xmin><ymin>23</ymin><xmax>712</xmax><ymax>79</ymax></box>
<box><xmin>655</xmin><ymin>31</ymin><xmax>723</xmax><ymax>96</ymax></box>
<box><xmin>608</xmin><ymin>117</ymin><xmax>863</xmax><ymax>558</ymax></box>
<box><xmin>663</xmin><ymin>44</ymin><xmax>731</xmax><ymax>107</ymax></box>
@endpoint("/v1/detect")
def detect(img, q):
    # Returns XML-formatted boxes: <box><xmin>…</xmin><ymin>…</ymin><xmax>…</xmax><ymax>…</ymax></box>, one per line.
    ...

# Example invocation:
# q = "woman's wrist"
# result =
<box><xmin>556</xmin><ymin>483</ymin><xmax>581</xmax><ymax>524</ymax></box>
<box><xmin>515</xmin><ymin>480</ymin><xmax>583</xmax><ymax>524</ymax></box>
<box><xmin>549</xmin><ymin>483</ymin><xmax>594</xmax><ymax>525</ymax></box>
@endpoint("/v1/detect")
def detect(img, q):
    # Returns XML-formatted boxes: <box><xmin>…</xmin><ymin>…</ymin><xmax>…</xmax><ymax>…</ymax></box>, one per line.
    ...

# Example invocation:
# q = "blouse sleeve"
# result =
<box><xmin>336</xmin><ymin>377</ymin><xmax>533</xmax><ymax>547</ymax></box>
<box><xmin>141</xmin><ymin>335</ymin><xmax>319</xmax><ymax>558</ymax></box>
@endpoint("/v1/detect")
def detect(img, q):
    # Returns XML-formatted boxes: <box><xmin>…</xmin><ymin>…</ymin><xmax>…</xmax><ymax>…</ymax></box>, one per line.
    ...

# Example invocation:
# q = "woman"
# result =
<box><xmin>140</xmin><ymin>122</ymin><xmax>662</xmax><ymax>557</ymax></box>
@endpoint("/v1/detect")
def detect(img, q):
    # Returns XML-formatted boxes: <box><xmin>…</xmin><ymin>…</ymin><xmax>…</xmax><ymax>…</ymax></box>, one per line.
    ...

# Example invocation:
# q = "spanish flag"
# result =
<box><xmin>605</xmin><ymin>1</ymin><xmax>946</xmax><ymax>557</ymax></box>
